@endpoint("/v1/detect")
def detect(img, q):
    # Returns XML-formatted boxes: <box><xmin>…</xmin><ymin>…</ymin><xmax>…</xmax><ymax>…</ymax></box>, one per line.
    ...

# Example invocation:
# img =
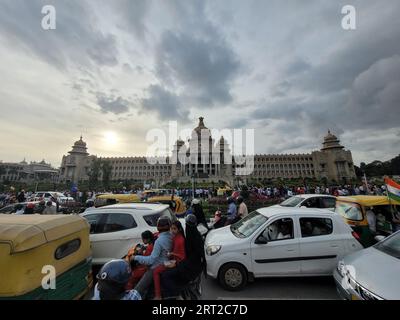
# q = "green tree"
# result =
<box><xmin>88</xmin><ymin>159</ymin><xmax>102</xmax><ymax>190</ymax></box>
<box><xmin>101</xmin><ymin>161</ymin><xmax>112</xmax><ymax>190</ymax></box>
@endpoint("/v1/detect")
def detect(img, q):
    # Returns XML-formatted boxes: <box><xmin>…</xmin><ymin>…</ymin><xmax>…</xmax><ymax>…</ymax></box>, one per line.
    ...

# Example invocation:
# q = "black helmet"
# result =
<box><xmin>227</xmin><ymin>197</ymin><xmax>234</xmax><ymax>204</ymax></box>
<box><xmin>237</xmin><ymin>196</ymin><xmax>244</xmax><ymax>204</ymax></box>
<box><xmin>97</xmin><ymin>259</ymin><xmax>131</xmax><ymax>284</ymax></box>
<box><xmin>157</xmin><ymin>216</ymin><xmax>171</xmax><ymax>232</ymax></box>
<box><xmin>185</xmin><ymin>214</ymin><xmax>197</xmax><ymax>227</ymax></box>
<box><xmin>96</xmin><ymin>259</ymin><xmax>131</xmax><ymax>300</ymax></box>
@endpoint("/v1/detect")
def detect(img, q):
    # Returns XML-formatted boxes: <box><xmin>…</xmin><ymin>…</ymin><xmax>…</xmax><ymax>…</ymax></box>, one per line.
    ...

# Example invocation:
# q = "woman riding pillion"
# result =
<box><xmin>160</xmin><ymin>214</ymin><xmax>206</xmax><ymax>299</ymax></box>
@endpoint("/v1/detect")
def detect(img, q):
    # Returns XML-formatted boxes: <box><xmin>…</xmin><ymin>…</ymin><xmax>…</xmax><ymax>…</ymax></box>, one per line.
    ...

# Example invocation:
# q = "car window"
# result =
<box><xmin>143</xmin><ymin>208</ymin><xmax>175</xmax><ymax>227</ymax></box>
<box><xmin>45</xmin><ymin>193</ymin><xmax>51</xmax><ymax>198</ymax></box>
<box><xmin>260</xmin><ymin>218</ymin><xmax>294</xmax><ymax>242</ymax></box>
<box><xmin>55</xmin><ymin>239</ymin><xmax>81</xmax><ymax>260</ymax></box>
<box><xmin>102</xmin><ymin>213</ymin><xmax>137</xmax><ymax>233</ymax></box>
<box><xmin>84</xmin><ymin>213</ymin><xmax>106</xmax><ymax>234</ymax></box>
<box><xmin>231</xmin><ymin>211</ymin><xmax>268</xmax><ymax>238</ymax></box>
<box><xmin>374</xmin><ymin>231</ymin><xmax>400</xmax><ymax>259</ymax></box>
<box><xmin>320</xmin><ymin>197</ymin><xmax>336</xmax><ymax>209</ymax></box>
<box><xmin>335</xmin><ymin>201</ymin><xmax>363</xmax><ymax>221</ymax></box>
<box><xmin>280</xmin><ymin>196</ymin><xmax>303</xmax><ymax>207</ymax></box>
<box><xmin>300</xmin><ymin>217</ymin><xmax>333</xmax><ymax>237</ymax></box>
<box><xmin>302</xmin><ymin>197</ymin><xmax>319</xmax><ymax>208</ymax></box>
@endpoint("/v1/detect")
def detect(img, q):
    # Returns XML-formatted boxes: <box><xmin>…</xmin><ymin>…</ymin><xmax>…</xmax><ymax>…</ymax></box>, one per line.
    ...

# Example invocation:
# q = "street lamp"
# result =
<box><xmin>191</xmin><ymin>173</ymin><xmax>197</xmax><ymax>200</ymax></box>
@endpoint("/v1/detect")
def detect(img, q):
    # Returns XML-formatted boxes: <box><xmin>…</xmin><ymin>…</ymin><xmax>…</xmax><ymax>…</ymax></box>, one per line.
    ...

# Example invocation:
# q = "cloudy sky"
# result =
<box><xmin>0</xmin><ymin>0</ymin><xmax>399</xmax><ymax>168</ymax></box>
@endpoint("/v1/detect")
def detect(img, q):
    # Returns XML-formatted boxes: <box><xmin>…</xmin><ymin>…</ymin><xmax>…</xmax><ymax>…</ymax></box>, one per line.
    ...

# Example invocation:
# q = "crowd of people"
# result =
<box><xmin>93</xmin><ymin>214</ymin><xmax>206</xmax><ymax>300</ymax></box>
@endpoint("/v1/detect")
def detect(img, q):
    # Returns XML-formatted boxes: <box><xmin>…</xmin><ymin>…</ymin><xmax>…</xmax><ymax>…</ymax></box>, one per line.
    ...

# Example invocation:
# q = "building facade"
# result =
<box><xmin>58</xmin><ymin>118</ymin><xmax>357</xmax><ymax>186</ymax></box>
<box><xmin>0</xmin><ymin>159</ymin><xmax>59</xmax><ymax>184</ymax></box>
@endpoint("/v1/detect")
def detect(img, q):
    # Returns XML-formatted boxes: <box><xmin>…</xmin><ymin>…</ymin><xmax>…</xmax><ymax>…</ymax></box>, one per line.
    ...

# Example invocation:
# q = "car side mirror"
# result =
<box><xmin>255</xmin><ymin>236</ymin><xmax>268</xmax><ymax>245</ymax></box>
<box><xmin>374</xmin><ymin>235</ymin><xmax>386</xmax><ymax>242</ymax></box>
<box><xmin>300</xmin><ymin>206</ymin><xmax>307</xmax><ymax>209</ymax></box>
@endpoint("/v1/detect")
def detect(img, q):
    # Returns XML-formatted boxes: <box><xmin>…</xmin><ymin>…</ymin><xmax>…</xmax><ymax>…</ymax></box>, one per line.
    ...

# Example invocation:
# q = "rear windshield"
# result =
<box><xmin>335</xmin><ymin>201</ymin><xmax>363</xmax><ymax>221</ymax></box>
<box><xmin>280</xmin><ymin>196</ymin><xmax>303</xmax><ymax>207</ymax></box>
<box><xmin>143</xmin><ymin>208</ymin><xmax>175</xmax><ymax>226</ymax></box>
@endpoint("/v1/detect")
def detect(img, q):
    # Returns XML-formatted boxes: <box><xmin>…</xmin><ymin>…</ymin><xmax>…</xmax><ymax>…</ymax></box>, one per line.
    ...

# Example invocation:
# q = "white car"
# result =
<box><xmin>31</xmin><ymin>191</ymin><xmax>74</xmax><ymax>204</ymax></box>
<box><xmin>80</xmin><ymin>203</ymin><xmax>176</xmax><ymax>265</ymax></box>
<box><xmin>205</xmin><ymin>207</ymin><xmax>363</xmax><ymax>290</ymax></box>
<box><xmin>275</xmin><ymin>194</ymin><xmax>337</xmax><ymax>211</ymax></box>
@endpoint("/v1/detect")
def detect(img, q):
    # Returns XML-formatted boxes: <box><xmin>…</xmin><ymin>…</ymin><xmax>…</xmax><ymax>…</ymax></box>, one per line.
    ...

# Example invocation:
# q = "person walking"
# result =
<box><xmin>225</xmin><ymin>197</ymin><xmax>237</xmax><ymax>225</ymax></box>
<box><xmin>192</xmin><ymin>198</ymin><xmax>208</xmax><ymax>229</ymax></box>
<box><xmin>237</xmin><ymin>196</ymin><xmax>248</xmax><ymax>219</ymax></box>
<box><xmin>42</xmin><ymin>201</ymin><xmax>57</xmax><ymax>215</ymax></box>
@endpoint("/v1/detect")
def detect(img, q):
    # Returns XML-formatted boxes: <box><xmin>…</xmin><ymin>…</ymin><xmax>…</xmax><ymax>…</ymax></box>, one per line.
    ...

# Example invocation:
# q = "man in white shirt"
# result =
<box><xmin>237</xmin><ymin>196</ymin><xmax>248</xmax><ymax>218</ymax></box>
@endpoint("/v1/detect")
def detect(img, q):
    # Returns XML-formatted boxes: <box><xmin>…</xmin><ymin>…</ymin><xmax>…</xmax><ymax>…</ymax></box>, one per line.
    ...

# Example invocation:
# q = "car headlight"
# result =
<box><xmin>206</xmin><ymin>245</ymin><xmax>221</xmax><ymax>256</ymax></box>
<box><xmin>337</xmin><ymin>260</ymin><xmax>346</xmax><ymax>277</ymax></box>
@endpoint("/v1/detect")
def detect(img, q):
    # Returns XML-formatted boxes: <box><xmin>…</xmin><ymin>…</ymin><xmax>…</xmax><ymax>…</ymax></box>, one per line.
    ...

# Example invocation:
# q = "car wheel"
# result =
<box><xmin>218</xmin><ymin>263</ymin><xmax>247</xmax><ymax>291</ymax></box>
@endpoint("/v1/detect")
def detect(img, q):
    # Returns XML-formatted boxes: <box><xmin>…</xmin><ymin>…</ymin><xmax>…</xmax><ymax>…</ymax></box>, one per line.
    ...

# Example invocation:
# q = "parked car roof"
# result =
<box><xmin>83</xmin><ymin>202</ymin><xmax>170</xmax><ymax>212</ymax></box>
<box><xmin>293</xmin><ymin>194</ymin><xmax>336</xmax><ymax>199</ymax></box>
<box><xmin>256</xmin><ymin>206</ymin><xmax>335</xmax><ymax>218</ymax></box>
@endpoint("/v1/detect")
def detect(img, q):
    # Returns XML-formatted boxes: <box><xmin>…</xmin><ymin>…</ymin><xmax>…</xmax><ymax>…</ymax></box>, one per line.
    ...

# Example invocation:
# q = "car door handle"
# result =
<box><xmin>286</xmin><ymin>249</ymin><xmax>295</xmax><ymax>252</ymax></box>
<box><xmin>330</xmin><ymin>244</ymin><xmax>339</xmax><ymax>248</ymax></box>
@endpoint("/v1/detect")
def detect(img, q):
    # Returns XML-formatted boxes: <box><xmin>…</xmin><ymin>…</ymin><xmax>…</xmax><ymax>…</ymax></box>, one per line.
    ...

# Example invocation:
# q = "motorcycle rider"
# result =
<box><xmin>93</xmin><ymin>259</ymin><xmax>141</xmax><ymax>300</ymax></box>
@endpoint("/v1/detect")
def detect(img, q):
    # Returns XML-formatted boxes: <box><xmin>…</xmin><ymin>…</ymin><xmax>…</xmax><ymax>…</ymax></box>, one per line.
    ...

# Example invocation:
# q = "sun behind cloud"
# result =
<box><xmin>103</xmin><ymin>131</ymin><xmax>119</xmax><ymax>146</ymax></box>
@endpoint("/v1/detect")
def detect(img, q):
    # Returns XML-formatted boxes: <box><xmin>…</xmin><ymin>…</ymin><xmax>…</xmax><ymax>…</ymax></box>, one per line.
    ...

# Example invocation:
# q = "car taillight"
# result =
<box><xmin>352</xmin><ymin>231</ymin><xmax>361</xmax><ymax>241</ymax></box>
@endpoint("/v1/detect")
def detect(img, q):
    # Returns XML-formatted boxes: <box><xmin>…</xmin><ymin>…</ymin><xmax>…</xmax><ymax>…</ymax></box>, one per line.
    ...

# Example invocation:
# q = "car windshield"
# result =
<box><xmin>335</xmin><ymin>201</ymin><xmax>363</xmax><ymax>221</ymax></box>
<box><xmin>280</xmin><ymin>196</ymin><xmax>303</xmax><ymax>207</ymax></box>
<box><xmin>374</xmin><ymin>232</ymin><xmax>400</xmax><ymax>259</ymax></box>
<box><xmin>230</xmin><ymin>211</ymin><xmax>268</xmax><ymax>238</ymax></box>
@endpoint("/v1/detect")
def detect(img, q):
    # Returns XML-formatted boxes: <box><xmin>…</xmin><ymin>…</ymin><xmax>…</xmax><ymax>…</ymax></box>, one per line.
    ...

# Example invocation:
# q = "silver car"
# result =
<box><xmin>334</xmin><ymin>231</ymin><xmax>400</xmax><ymax>300</ymax></box>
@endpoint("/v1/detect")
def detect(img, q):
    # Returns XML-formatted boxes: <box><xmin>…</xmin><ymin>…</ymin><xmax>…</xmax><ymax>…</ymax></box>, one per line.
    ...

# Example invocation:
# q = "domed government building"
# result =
<box><xmin>59</xmin><ymin>117</ymin><xmax>356</xmax><ymax>186</ymax></box>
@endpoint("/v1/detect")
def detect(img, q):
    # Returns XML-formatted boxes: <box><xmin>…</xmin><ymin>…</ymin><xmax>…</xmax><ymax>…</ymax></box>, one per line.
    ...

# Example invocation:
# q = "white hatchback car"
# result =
<box><xmin>275</xmin><ymin>194</ymin><xmax>337</xmax><ymax>211</ymax></box>
<box><xmin>80</xmin><ymin>203</ymin><xmax>176</xmax><ymax>265</ymax></box>
<box><xmin>205</xmin><ymin>207</ymin><xmax>363</xmax><ymax>290</ymax></box>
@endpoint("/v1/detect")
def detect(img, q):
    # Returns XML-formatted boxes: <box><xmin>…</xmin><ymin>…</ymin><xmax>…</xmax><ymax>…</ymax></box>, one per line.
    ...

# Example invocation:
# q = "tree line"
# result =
<box><xmin>354</xmin><ymin>154</ymin><xmax>400</xmax><ymax>177</ymax></box>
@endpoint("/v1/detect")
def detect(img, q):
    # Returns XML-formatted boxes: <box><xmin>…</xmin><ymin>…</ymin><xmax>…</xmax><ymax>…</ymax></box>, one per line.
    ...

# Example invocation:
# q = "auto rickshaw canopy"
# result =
<box><xmin>0</xmin><ymin>215</ymin><xmax>89</xmax><ymax>253</ymax></box>
<box><xmin>95</xmin><ymin>193</ymin><xmax>140</xmax><ymax>202</ymax></box>
<box><xmin>336</xmin><ymin>195</ymin><xmax>400</xmax><ymax>206</ymax></box>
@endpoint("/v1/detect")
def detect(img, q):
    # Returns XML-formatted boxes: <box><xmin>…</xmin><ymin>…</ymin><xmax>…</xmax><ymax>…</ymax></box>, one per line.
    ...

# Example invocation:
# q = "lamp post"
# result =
<box><xmin>191</xmin><ymin>173</ymin><xmax>197</xmax><ymax>200</ymax></box>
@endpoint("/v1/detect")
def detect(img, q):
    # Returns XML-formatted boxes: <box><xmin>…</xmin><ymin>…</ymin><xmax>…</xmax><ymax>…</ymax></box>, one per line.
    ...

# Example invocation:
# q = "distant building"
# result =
<box><xmin>58</xmin><ymin>118</ymin><xmax>357</xmax><ymax>186</ymax></box>
<box><xmin>0</xmin><ymin>159</ymin><xmax>58</xmax><ymax>184</ymax></box>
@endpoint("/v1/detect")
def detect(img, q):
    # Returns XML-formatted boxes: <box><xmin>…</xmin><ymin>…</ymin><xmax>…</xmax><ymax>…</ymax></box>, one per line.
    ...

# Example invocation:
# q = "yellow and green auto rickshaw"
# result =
<box><xmin>94</xmin><ymin>193</ymin><xmax>141</xmax><ymax>207</ymax></box>
<box><xmin>146</xmin><ymin>195</ymin><xmax>187</xmax><ymax>217</ymax></box>
<box><xmin>0</xmin><ymin>214</ymin><xmax>92</xmax><ymax>300</ymax></box>
<box><xmin>335</xmin><ymin>195</ymin><xmax>400</xmax><ymax>247</ymax></box>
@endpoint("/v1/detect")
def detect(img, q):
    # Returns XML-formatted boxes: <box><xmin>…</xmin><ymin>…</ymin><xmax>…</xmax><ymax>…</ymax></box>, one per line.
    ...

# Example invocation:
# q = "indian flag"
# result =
<box><xmin>385</xmin><ymin>177</ymin><xmax>400</xmax><ymax>202</ymax></box>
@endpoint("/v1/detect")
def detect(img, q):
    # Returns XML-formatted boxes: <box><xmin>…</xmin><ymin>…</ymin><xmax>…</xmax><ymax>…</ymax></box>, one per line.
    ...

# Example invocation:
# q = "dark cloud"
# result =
<box><xmin>140</xmin><ymin>85</ymin><xmax>189</xmax><ymax>122</ymax></box>
<box><xmin>87</xmin><ymin>33</ymin><xmax>118</xmax><ymax>66</ymax></box>
<box><xmin>156</xmin><ymin>31</ymin><xmax>240</xmax><ymax>106</ymax></box>
<box><xmin>0</xmin><ymin>0</ymin><xmax>119</xmax><ymax>69</ymax></box>
<box><xmin>285</xmin><ymin>58</ymin><xmax>312</xmax><ymax>75</ymax></box>
<box><xmin>96</xmin><ymin>93</ymin><xmax>131</xmax><ymax>115</ymax></box>
<box><xmin>115</xmin><ymin>0</ymin><xmax>149</xmax><ymax>40</ymax></box>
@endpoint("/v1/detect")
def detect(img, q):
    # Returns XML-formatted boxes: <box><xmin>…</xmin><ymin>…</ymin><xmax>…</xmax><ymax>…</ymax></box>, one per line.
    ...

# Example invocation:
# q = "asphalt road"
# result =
<box><xmin>89</xmin><ymin>266</ymin><xmax>339</xmax><ymax>300</ymax></box>
<box><xmin>201</xmin><ymin>275</ymin><xmax>339</xmax><ymax>300</ymax></box>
